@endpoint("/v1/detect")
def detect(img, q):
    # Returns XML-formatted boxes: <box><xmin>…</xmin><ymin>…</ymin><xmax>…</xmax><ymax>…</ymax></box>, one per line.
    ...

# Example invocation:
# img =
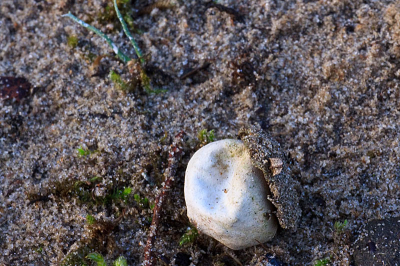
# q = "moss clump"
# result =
<box><xmin>334</xmin><ymin>219</ymin><xmax>348</xmax><ymax>233</ymax></box>
<box><xmin>86</xmin><ymin>215</ymin><xmax>96</xmax><ymax>225</ymax></box>
<box><xmin>109</xmin><ymin>70</ymin><xmax>134</xmax><ymax>91</ymax></box>
<box><xmin>113</xmin><ymin>256</ymin><xmax>128</xmax><ymax>266</ymax></box>
<box><xmin>86</xmin><ymin>253</ymin><xmax>128</xmax><ymax>266</ymax></box>
<box><xmin>314</xmin><ymin>258</ymin><xmax>330</xmax><ymax>266</ymax></box>
<box><xmin>62</xmin><ymin>215</ymin><xmax>124</xmax><ymax>265</ymax></box>
<box><xmin>67</xmin><ymin>35</ymin><xmax>78</xmax><ymax>48</ymax></box>
<box><xmin>77</xmin><ymin>146</ymin><xmax>92</xmax><ymax>157</ymax></box>
<box><xmin>198</xmin><ymin>129</ymin><xmax>215</xmax><ymax>144</ymax></box>
<box><xmin>43</xmin><ymin>174</ymin><xmax>132</xmax><ymax>208</ymax></box>
<box><xmin>179</xmin><ymin>227</ymin><xmax>198</xmax><ymax>246</ymax></box>
<box><xmin>109</xmin><ymin>187</ymin><xmax>132</xmax><ymax>203</ymax></box>
<box><xmin>133</xmin><ymin>193</ymin><xmax>151</xmax><ymax>209</ymax></box>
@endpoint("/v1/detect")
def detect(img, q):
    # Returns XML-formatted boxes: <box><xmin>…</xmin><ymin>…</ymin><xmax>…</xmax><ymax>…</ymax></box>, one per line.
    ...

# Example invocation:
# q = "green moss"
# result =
<box><xmin>86</xmin><ymin>215</ymin><xmax>96</xmax><ymax>225</ymax></box>
<box><xmin>86</xmin><ymin>253</ymin><xmax>128</xmax><ymax>266</ymax></box>
<box><xmin>77</xmin><ymin>146</ymin><xmax>92</xmax><ymax>157</ymax></box>
<box><xmin>45</xmin><ymin>173</ymin><xmax>132</xmax><ymax>207</ymax></box>
<box><xmin>87</xmin><ymin>253</ymin><xmax>107</xmax><ymax>266</ymax></box>
<box><xmin>113</xmin><ymin>256</ymin><xmax>128</xmax><ymax>266</ymax></box>
<box><xmin>67</xmin><ymin>35</ymin><xmax>78</xmax><ymax>48</ymax></box>
<box><xmin>87</xmin><ymin>52</ymin><xmax>97</xmax><ymax>62</ymax></box>
<box><xmin>109</xmin><ymin>70</ymin><xmax>129</xmax><ymax>91</ymax></box>
<box><xmin>314</xmin><ymin>258</ymin><xmax>330</xmax><ymax>266</ymax></box>
<box><xmin>109</xmin><ymin>70</ymin><xmax>139</xmax><ymax>92</ymax></box>
<box><xmin>62</xmin><ymin>245</ymin><xmax>92</xmax><ymax>266</ymax></box>
<box><xmin>198</xmin><ymin>129</ymin><xmax>215</xmax><ymax>144</ymax></box>
<box><xmin>334</xmin><ymin>219</ymin><xmax>348</xmax><ymax>233</ymax></box>
<box><xmin>111</xmin><ymin>187</ymin><xmax>132</xmax><ymax>202</ymax></box>
<box><xmin>179</xmin><ymin>227</ymin><xmax>198</xmax><ymax>246</ymax></box>
<box><xmin>140</xmin><ymin>70</ymin><xmax>152</xmax><ymax>93</ymax></box>
<box><xmin>134</xmin><ymin>193</ymin><xmax>150</xmax><ymax>209</ymax></box>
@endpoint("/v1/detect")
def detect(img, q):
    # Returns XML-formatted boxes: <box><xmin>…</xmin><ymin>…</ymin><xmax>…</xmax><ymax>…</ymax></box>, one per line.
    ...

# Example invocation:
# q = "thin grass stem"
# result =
<box><xmin>62</xmin><ymin>12</ymin><xmax>132</xmax><ymax>63</ymax></box>
<box><xmin>113</xmin><ymin>0</ymin><xmax>145</xmax><ymax>64</ymax></box>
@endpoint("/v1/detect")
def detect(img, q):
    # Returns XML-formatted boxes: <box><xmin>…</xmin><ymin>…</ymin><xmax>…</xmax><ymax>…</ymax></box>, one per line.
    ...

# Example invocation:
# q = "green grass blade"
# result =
<box><xmin>113</xmin><ymin>0</ymin><xmax>144</xmax><ymax>64</ymax></box>
<box><xmin>62</xmin><ymin>12</ymin><xmax>132</xmax><ymax>63</ymax></box>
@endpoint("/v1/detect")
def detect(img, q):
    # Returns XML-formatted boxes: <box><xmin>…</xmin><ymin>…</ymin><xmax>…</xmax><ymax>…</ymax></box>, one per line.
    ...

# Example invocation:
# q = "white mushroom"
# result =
<box><xmin>184</xmin><ymin>139</ymin><xmax>278</xmax><ymax>250</ymax></box>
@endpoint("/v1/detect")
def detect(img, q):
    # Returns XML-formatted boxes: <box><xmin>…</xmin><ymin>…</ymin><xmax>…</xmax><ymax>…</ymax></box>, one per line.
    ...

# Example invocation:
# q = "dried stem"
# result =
<box><xmin>143</xmin><ymin>131</ymin><xmax>185</xmax><ymax>266</ymax></box>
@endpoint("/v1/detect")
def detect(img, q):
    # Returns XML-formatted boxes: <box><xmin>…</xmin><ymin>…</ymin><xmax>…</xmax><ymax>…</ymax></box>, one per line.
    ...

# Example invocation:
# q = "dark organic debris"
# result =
<box><xmin>28</xmin><ymin>195</ymin><xmax>51</xmax><ymax>206</ymax></box>
<box><xmin>353</xmin><ymin>217</ymin><xmax>400</xmax><ymax>266</ymax></box>
<box><xmin>179</xmin><ymin>62</ymin><xmax>211</xmax><ymax>80</ymax></box>
<box><xmin>0</xmin><ymin>76</ymin><xmax>31</xmax><ymax>101</ymax></box>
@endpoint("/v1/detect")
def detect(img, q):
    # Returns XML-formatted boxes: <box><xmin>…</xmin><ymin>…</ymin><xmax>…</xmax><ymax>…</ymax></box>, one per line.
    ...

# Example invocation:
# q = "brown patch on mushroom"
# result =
<box><xmin>238</xmin><ymin>126</ymin><xmax>301</xmax><ymax>231</ymax></box>
<box><xmin>269</xmin><ymin>158</ymin><xmax>283</xmax><ymax>176</ymax></box>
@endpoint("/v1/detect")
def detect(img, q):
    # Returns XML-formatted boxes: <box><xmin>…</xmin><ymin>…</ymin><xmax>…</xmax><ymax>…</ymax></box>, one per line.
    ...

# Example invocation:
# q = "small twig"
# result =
<box><xmin>179</xmin><ymin>62</ymin><xmax>211</xmax><ymax>80</ymax></box>
<box><xmin>223</xmin><ymin>246</ymin><xmax>243</xmax><ymax>266</ymax></box>
<box><xmin>137</xmin><ymin>0</ymin><xmax>175</xmax><ymax>16</ymax></box>
<box><xmin>255</xmin><ymin>239</ymin><xmax>269</xmax><ymax>252</ymax></box>
<box><xmin>28</xmin><ymin>195</ymin><xmax>51</xmax><ymax>205</ymax></box>
<box><xmin>143</xmin><ymin>131</ymin><xmax>185</xmax><ymax>266</ymax></box>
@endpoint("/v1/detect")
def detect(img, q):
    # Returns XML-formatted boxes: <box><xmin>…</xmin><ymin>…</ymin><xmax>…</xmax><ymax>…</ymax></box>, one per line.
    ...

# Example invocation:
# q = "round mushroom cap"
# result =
<box><xmin>185</xmin><ymin>139</ymin><xmax>278</xmax><ymax>250</ymax></box>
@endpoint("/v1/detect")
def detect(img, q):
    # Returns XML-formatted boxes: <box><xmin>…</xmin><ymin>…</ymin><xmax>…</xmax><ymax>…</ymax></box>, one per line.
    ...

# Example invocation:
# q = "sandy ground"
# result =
<box><xmin>1</xmin><ymin>0</ymin><xmax>400</xmax><ymax>265</ymax></box>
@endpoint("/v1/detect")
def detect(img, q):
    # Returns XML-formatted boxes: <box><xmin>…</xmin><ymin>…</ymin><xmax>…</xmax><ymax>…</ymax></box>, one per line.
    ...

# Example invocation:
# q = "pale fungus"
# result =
<box><xmin>184</xmin><ymin>127</ymin><xmax>301</xmax><ymax>250</ymax></box>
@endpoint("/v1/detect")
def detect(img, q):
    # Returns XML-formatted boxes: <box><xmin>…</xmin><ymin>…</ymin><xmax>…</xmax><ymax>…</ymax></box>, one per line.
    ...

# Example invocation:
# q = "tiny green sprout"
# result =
<box><xmin>36</xmin><ymin>246</ymin><xmax>43</xmax><ymax>253</ymax></box>
<box><xmin>134</xmin><ymin>193</ymin><xmax>150</xmax><ymax>208</ymax></box>
<box><xmin>122</xmin><ymin>187</ymin><xmax>132</xmax><ymax>198</ymax></box>
<box><xmin>179</xmin><ymin>227</ymin><xmax>199</xmax><ymax>246</ymax></box>
<box><xmin>197</xmin><ymin>129</ymin><xmax>215</xmax><ymax>143</ymax></box>
<box><xmin>109</xmin><ymin>70</ymin><xmax>129</xmax><ymax>91</ymax></box>
<box><xmin>67</xmin><ymin>35</ymin><xmax>78</xmax><ymax>48</ymax></box>
<box><xmin>314</xmin><ymin>257</ymin><xmax>330</xmax><ymax>266</ymax></box>
<box><xmin>334</xmin><ymin>219</ymin><xmax>348</xmax><ymax>232</ymax></box>
<box><xmin>110</xmin><ymin>187</ymin><xmax>132</xmax><ymax>202</ymax></box>
<box><xmin>87</xmin><ymin>253</ymin><xmax>107</xmax><ymax>266</ymax></box>
<box><xmin>86</xmin><ymin>214</ymin><xmax>96</xmax><ymax>225</ymax></box>
<box><xmin>77</xmin><ymin>146</ymin><xmax>91</xmax><ymax>157</ymax></box>
<box><xmin>113</xmin><ymin>256</ymin><xmax>128</xmax><ymax>266</ymax></box>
